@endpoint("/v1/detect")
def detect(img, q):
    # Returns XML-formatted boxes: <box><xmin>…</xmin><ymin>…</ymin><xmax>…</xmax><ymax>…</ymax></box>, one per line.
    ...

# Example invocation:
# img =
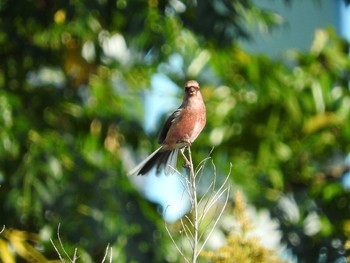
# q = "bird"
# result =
<box><xmin>128</xmin><ymin>80</ymin><xmax>206</xmax><ymax>176</ymax></box>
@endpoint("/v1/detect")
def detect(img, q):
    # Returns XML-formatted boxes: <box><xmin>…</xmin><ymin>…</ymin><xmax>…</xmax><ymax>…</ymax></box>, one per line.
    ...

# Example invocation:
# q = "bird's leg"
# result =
<box><xmin>176</xmin><ymin>139</ymin><xmax>192</xmax><ymax>168</ymax></box>
<box><xmin>180</xmin><ymin>148</ymin><xmax>191</xmax><ymax>169</ymax></box>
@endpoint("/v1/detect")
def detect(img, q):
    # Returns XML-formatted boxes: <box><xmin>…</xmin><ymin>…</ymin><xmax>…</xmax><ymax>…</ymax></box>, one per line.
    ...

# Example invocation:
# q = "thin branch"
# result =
<box><xmin>195</xmin><ymin>147</ymin><xmax>214</xmax><ymax>175</ymax></box>
<box><xmin>194</xmin><ymin>156</ymin><xmax>211</xmax><ymax>186</ymax></box>
<box><xmin>198</xmin><ymin>180</ymin><xmax>214</xmax><ymax>206</ymax></box>
<box><xmin>50</xmin><ymin>239</ymin><xmax>65</xmax><ymax>262</ymax></box>
<box><xmin>167</xmin><ymin>165</ymin><xmax>180</xmax><ymax>175</ymax></box>
<box><xmin>165</xmin><ymin>222</ymin><xmax>190</xmax><ymax>263</ymax></box>
<box><xmin>177</xmin><ymin>170</ymin><xmax>192</xmax><ymax>202</ymax></box>
<box><xmin>199</xmin><ymin>171</ymin><xmax>231</xmax><ymax>222</ymax></box>
<box><xmin>109</xmin><ymin>247</ymin><xmax>113</xmax><ymax>263</ymax></box>
<box><xmin>51</xmin><ymin>223</ymin><xmax>80</xmax><ymax>263</ymax></box>
<box><xmin>0</xmin><ymin>225</ymin><xmax>5</xmax><ymax>234</ymax></box>
<box><xmin>205</xmin><ymin>164</ymin><xmax>231</xmax><ymax>208</ymax></box>
<box><xmin>184</xmin><ymin>215</ymin><xmax>194</xmax><ymax>228</ymax></box>
<box><xmin>102</xmin><ymin>244</ymin><xmax>112</xmax><ymax>263</ymax></box>
<box><xmin>197</xmin><ymin>159</ymin><xmax>217</xmax><ymax>209</ymax></box>
<box><xmin>200</xmin><ymin>183</ymin><xmax>229</xmax><ymax>222</ymax></box>
<box><xmin>187</xmin><ymin>146</ymin><xmax>199</xmax><ymax>263</ymax></box>
<box><xmin>198</xmin><ymin>185</ymin><xmax>230</xmax><ymax>242</ymax></box>
<box><xmin>194</xmin><ymin>147</ymin><xmax>214</xmax><ymax>178</ymax></box>
<box><xmin>199</xmin><ymin>171</ymin><xmax>230</xmax><ymax>243</ymax></box>
<box><xmin>72</xmin><ymin>248</ymin><xmax>79</xmax><ymax>262</ymax></box>
<box><xmin>57</xmin><ymin>224</ymin><xmax>74</xmax><ymax>262</ymax></box>
<box><xmin>197</xmin><ymin>185</ymin><xmax>230</xmax><ymax>257</ymax></box>
<box><xmin>180</xmin><ymin>217</ymin><xmax>194</xmax><ymax>245</ymax></box>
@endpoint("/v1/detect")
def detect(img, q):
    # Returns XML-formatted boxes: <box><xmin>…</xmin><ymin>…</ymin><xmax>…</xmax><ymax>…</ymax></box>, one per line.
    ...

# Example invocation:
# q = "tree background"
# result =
<box><xmin>0</xmin><ymin>0</ymin><xmax>350</xmax><ymax>262</ymax></box>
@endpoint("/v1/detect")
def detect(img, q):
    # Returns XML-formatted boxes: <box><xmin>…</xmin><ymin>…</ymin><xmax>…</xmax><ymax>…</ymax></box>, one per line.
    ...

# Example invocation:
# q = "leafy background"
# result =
<box><xmin>0</xmin><ymin>0</ymin><xmax>350</xmax><ymax>262</ymax></box>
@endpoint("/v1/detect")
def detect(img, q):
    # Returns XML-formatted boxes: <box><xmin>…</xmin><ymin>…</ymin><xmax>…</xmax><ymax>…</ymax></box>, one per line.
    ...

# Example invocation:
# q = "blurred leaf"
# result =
<box><xmin>1</xmin><ymin>1</ymin><xmax>350</xmax><ymax>262</ymax></box>
<box><xmin>303</xmin><ymin>112</ymin><xmax>341</xmax><ymax>134</ymax></box>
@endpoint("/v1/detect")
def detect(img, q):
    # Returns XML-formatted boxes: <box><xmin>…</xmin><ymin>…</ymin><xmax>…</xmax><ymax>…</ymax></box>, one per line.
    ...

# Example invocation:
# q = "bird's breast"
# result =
<box><xmin>163</xmin><ymin>104</ymin><xmax>206</xmax><ymax>148</ymax></box>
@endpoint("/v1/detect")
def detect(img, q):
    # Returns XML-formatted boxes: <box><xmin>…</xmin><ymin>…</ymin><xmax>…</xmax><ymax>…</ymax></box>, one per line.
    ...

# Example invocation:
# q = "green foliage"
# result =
<box><xmin>0</xmin><ymin>0</ymin><xmax>350</xmax><ymax>262</ymax></box>
<box><xmin>205</xmin><ymin>28</ymin><xmax>350</xmax><ymax>262</ymax></box>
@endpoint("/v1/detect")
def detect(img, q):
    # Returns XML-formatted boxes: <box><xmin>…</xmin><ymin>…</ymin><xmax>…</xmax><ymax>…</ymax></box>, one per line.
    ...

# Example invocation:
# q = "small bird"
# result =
<box><xmin>129</xmin><ymin>80</ymin><xmax>206</xmax><ymax>176</ymax></box>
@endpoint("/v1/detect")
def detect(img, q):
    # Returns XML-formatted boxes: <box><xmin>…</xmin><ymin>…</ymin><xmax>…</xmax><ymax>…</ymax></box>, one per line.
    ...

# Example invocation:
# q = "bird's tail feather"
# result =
<box><xmin>164</xmin><ymin>148</ymin><xmax>178</xmax><ymax>175</ymax></box>
<box><xmin>128</xmin><ymin>147</ymin><xmax>179</xmax><ymax>176</ymax></box>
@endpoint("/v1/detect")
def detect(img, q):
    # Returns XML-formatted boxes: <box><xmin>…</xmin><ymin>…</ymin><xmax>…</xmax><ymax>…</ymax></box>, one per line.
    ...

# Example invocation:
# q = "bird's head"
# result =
<box><xmin>185</xmin><ymin>80</ymin><xmax>200</xmax><ymax>97</ymax></box>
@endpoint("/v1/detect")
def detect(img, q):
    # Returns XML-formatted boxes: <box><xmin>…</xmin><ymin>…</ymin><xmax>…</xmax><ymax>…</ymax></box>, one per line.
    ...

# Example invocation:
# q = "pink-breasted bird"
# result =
<box><xmin>128</xmin><ymin>80</ymin><xmax>206</xmax><ymax>176</ymax></box>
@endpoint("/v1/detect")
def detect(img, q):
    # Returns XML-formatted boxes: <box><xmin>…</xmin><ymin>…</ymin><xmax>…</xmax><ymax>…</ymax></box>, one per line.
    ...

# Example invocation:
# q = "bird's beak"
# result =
<box><xmin>187</xmin><ymin>87</ymin><xmax>196</xmax><ymax>95</ymax></box>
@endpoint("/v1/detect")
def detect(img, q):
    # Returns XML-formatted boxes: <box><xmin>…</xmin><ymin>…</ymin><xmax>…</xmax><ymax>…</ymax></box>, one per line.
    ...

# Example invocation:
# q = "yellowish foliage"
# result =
<box><xmin>0</xmin><ymin>228</ymin><xmax>59</xmax><ymax>263</ymax></box>
<box><xmin>201</xmin><ymin>191</ymin><xmax>289</xmax><ymax>263</ymax></box>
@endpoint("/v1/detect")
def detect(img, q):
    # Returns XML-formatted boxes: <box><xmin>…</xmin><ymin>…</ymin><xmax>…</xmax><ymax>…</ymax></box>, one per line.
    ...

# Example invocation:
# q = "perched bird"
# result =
<box><xmin>129</xmin><ymin>80</ymin><xmax>206</xmax><ymax>176</ymax></box>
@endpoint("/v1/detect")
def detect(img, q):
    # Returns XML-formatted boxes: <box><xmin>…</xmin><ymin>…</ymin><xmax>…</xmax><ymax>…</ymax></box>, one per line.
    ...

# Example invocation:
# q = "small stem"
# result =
<box><xmin>187</xmin><ymin>146</ymin><xmax>198</xmax><ymax>263</ymax></box>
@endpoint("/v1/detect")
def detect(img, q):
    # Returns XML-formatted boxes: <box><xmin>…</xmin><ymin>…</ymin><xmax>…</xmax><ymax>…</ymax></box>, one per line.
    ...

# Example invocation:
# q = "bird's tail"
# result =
<box><xmin>128</xmin><ymin>147</ymin><xmax>179</xmax><ymax>176</ymax></box>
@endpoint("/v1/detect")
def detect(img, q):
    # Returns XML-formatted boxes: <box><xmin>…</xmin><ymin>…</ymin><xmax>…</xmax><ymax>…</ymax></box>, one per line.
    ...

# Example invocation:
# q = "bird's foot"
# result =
<box><xmin>176</xmin><ymin>139</ymin><xmax>191</xmax><ymax>147</ymax></box>
<box><xmin>180</xmin><ymin>148</ymin><xmax>191</xmax><ymax>169</ymax></box>
<box><xmin>183</xmin><ymin>160</ymin><xmax>192</xmax><ymax>169</ymax></box>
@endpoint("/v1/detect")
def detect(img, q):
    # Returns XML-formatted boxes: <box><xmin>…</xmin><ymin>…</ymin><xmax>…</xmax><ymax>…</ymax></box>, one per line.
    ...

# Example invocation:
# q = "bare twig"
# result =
<box><xmin>197</xmin><ymin>160</ymin><xmax>218</xmax><ymax>211</ymax></box>
<box><xmin>181</xmin><ymin>217</ymin><xmax>194</xmax><ymax>245</ymax></box>
<box><xmin>50</xmin><ymin>223</ymin><xmax>79</xmax><ymax>263</ymax></box>
<box><xmin>187</xmin><ymin>146</ymin><xmax>199</xmax><ymax>263</ymax></box>
<box><xmin>101</xmin><ymin>243</ymin><xmax>113</xmax><ymax>263</ymax></box>
<box><xmin>165</xmin><ymin>222</ymin><xmax>190</xmax><ymax>263</ymax></box>
<box><xmin>0</xmin><ymin>225</ymin><xmax>5</xmax><ymax>234</ymax></box>
<box><xmin>197</xmin><ymin>185</ymin><xmax>230</xmax><ymax>257</ymax></box>
<box><xmin>199</xmin><ymin>169</ymin><xmax>231</xmax><ymax>221</ymax></box>
<box><xmin>50</xmin><ymin>236</ymin><xmax>65</xmax><ymax>262</ymax></box>
<box><xmin>50</xmin><ymin>239</ymin><xmax>65</xmax><ymax>262</ymax></box>
<box><xmin>165</xmin><ymin>148</ymin><xmax>231</xmax><ymax>263</ymax></box>
<box><xmin>198</xmin><ymin>186</ymin><xmax>229</xmax><ymax>241</ymax></box>
<box><xmin>194</xmin><ymin>156</ymin><xmax>212</xmax><ymax>186</ymax></box>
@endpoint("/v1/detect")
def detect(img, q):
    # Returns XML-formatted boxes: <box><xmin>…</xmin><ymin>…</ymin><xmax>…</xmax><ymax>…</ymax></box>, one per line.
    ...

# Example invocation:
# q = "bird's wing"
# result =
<box><xmin>158</xmin><ymin>108</ymin><xmax>182</xmax><ymax>144</ymax></box>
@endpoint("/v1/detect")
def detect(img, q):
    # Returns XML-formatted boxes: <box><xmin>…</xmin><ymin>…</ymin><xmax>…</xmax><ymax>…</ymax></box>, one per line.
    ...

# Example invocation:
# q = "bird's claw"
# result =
<box><xmin>176</xmin><ymin>139</ymin><xmax>191</xmax><ymax>147</ymax></box>
<box><xmin>183</xmin><ymin>161</ymin><xmax>192</xmax><ymax>169</ymax></box>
